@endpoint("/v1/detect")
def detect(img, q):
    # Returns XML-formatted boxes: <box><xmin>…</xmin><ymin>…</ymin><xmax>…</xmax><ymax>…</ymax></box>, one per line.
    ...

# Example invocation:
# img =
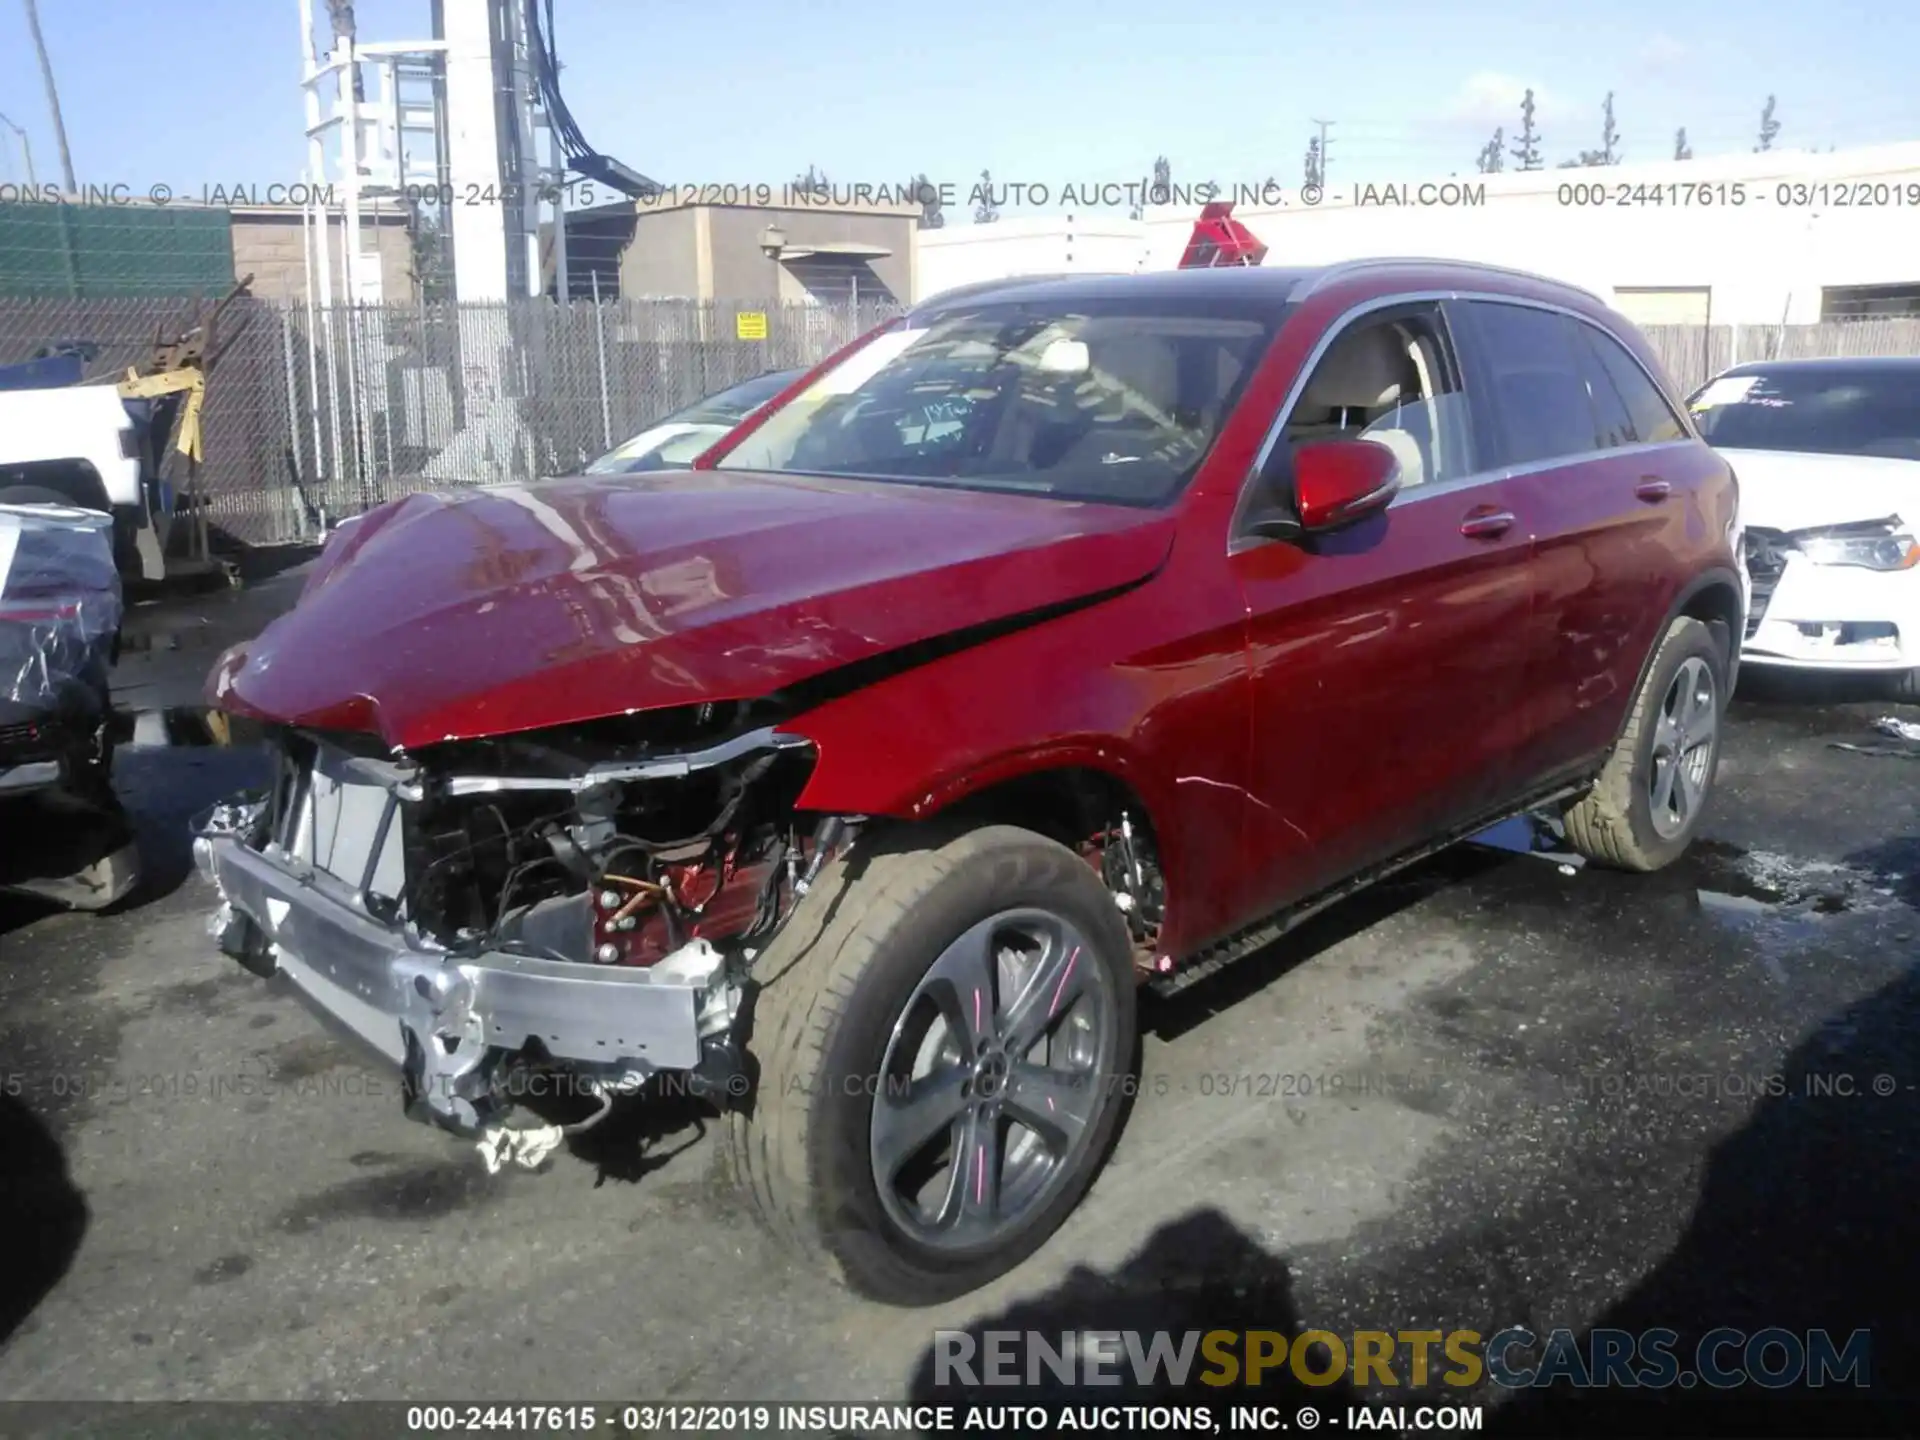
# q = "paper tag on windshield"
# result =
<box><xmin>611</xmin><ymin>423</ymin><xmax>703</xmax><ymax>460</ymax></box>
<box><xmin>1690</xmin><ymin>375</ymin><xmax>1760</xmax><ymax>411</ymax></box>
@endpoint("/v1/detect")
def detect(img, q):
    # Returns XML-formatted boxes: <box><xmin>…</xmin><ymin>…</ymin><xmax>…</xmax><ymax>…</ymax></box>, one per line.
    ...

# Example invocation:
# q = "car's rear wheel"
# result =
<box><xmin>1565</xmin><ymin>616</ymin><xmax>1725</xmax><ymax>871</ymax></box>
<box><xmin>725</xmin><ymin>823</ymin><xmax>1137</xmax><ymax>1305</ymax></box>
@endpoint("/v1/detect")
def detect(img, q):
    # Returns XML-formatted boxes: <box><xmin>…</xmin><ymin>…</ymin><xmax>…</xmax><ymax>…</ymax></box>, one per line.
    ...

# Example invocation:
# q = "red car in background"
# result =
<box><xmin>195</xmin><ymin>259</ymin><xmax>1742</xmax><ymax>1304</ymax></box>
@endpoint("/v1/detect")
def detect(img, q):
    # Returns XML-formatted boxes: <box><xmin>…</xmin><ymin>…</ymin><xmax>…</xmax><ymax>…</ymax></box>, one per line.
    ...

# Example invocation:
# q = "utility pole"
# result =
<box><xmin>20</xmin><ymin>0</ymin><xmax>77</xmax><ymax>192</ymax></box>
<box><xmin>1310</xmin><ymin>118</ymin><xmax>1334</xmax><ymax>189</ymax></box>
<box><xmin>0</xmin><ymin>110</ymin><xmax>37</xmax><ymax>186</ymax></box>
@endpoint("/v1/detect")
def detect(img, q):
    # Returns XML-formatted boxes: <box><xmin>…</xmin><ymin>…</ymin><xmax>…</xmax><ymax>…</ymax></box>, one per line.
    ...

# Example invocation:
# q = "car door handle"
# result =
<box><xmin>1635</xmin><ymin>478</ymin><xmax>1672</xmax><ymax>502</ymax></box>
<box><xmin>1459</xmin><ymin>509</ymin><xmax>1516</xmax><ymax>539</ymax></box>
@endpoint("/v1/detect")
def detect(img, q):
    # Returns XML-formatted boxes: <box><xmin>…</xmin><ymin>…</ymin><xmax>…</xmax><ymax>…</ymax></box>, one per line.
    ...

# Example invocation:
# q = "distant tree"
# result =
<box><xmin>1476</xmin><ymin>127</ymin><xmax>1506</xmax><ymax>173</ymax></box>
<box><xmin>973</xmin><ymin>169</ymin><xmax>1001</xmax><ymax>224</ymax></box>
<box><xmin>1303</xmin><ymin>137</ymin><xmax>1325</xmax><ymax>189</ymax></box>
<box><xmin>793</xmin><ymin>164</ymin><xmax>828</xmax><ymax>201</ymax></box>
<box><xmin>1674</xmin><ymin>127</ymin><xmax>1693</xmax><ymax>161</ymax></box>
<box><xmin>1756</xmin><ymin>96</ymin><xmax>1781</xmax><ymax>151</ymax></box>
<box><xmin>911</xmin><ymin>172</ymin><xmax>944</xmax><ymax>229</ymax></box>
<box><xmin>1560</xmin><ymin>92</ymin><xmax>1620</xmax><ymax>167</ymax></box>
<box><xmin>1510</xmin><ymin>89</ymin><xmax>1543</xmax><ymax>171</ymax></box>
<box><xmin>1130</xmin><ymin>155</ymin><xmax>1173</xmax><ymax>219</ymax></box>
<box><xmin>406</xmin><ymin>200</ymin><xmax>454</xmax><ymax>302</ymax></box>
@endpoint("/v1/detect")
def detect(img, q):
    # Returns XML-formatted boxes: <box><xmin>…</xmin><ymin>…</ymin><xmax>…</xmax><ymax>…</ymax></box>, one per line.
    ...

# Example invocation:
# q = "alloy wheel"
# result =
<box><xmin>868</xmin><ymin>907</ymin><xmax>1119</xmax><ymax>1250</ymax></box>
<box><xmin>1648</xmin><ymin>655</ymin><xmax>1718</xmax><ymax>840</ymax></box>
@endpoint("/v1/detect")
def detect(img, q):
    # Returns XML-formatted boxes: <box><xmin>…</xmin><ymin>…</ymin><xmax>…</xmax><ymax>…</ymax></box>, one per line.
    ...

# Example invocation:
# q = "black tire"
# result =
<box><xmin>1893</xmin><ymin>668</ymin><xmax>1920</xmax><ymax>703</ymax></box>
<box><xmin>1565</xmin><ymin>616</ymin><xmax>1726</xmax><ymax>871</ymax></box>
<box><xmin>725</xmin><ymin>823</ymin><xmax>1137</xmax><ymax>1305</ymax></box>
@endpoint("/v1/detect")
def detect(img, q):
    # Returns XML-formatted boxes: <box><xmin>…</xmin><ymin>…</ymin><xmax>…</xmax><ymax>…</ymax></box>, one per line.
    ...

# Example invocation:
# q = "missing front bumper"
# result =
<box><xmin>193</xmin><ymin>795</ymin><xmax>717</xmax><ymax>1133</ymax></box>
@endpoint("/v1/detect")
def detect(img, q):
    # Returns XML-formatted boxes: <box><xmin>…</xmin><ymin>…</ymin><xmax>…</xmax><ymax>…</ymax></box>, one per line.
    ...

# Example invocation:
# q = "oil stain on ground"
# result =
<box><xmin>274</xmin><ymin>1161</ymin><xmax>499</xmax><ymax>1235</ymax></box>
<box><xmin>263</xmin><ymin>1034</ymin><xmax>350</xmax><ymax>1081</ymax></box>
<box><xmin>193</xmin><ymin>1253</ymin><xmax>254</xmax><ymax>1286</ymax></box>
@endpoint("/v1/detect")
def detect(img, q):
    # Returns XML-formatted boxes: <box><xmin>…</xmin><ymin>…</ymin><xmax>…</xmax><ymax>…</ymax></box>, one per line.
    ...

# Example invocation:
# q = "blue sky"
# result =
<box><xmin>3</xmin><ymin>0</ymin><xmax>1918</xmax><ymax>216</ymax></box>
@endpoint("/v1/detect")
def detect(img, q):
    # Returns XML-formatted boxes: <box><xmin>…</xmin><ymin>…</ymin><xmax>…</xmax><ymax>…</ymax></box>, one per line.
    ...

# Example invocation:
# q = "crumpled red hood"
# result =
<box><xmin>208</xmin><ymin>470</ymin><xmax>1176</xmax><ymax>751</ymax></box>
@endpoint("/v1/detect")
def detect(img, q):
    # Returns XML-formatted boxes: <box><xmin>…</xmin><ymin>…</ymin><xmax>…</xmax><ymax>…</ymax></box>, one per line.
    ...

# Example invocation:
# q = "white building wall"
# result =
<box><xmin>912</xmin><ymin>143</ymin><xmax>1920</xmax><ymax>326</ymax></box>
<box><xmin>913</xmin><ymin>215</ymin><xmax>1147</xmax><ymax>300</ymax></box>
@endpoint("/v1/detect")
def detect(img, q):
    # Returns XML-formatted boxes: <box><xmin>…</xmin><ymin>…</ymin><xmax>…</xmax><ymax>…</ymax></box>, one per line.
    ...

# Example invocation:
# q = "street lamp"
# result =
<box><xmin>0</xmin><ymin>111</ymin><xmax>36</xmax><ymax>187</ymax></box>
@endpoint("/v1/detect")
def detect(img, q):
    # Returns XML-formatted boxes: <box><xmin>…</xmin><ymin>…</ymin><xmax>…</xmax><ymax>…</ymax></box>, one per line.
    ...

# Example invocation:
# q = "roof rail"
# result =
<box><xmin>1288</xmin><ymin>256</ymin><xmax>1610</xmax><ymax>309</ymax></box>
<box><xmin>911</xmin><ymin>272</ymin><xmax>1135</xmax><ymax>311</ymax></box>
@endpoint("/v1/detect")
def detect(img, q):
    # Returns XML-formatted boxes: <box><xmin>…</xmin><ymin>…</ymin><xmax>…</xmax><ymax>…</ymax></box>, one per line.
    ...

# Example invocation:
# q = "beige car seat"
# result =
<box><xmin>1290</xmin><ymin>326</ymin><xmax>1428</xmax><ymax>489</ymax></box>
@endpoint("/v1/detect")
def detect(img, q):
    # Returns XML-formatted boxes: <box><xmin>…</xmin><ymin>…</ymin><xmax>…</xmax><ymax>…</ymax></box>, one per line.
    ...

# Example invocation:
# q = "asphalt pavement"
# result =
<box><xmin>1</xmin><ymin>578</ymin><xmax>1916</xmax><ymax>1435</ymax></box>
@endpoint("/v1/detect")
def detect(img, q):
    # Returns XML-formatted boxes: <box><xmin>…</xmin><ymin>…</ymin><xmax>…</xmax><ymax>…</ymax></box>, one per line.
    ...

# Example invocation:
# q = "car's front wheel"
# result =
<box><xmin>1565</xmin><ymin>616</ymin><xmax>1726</xmax><ymax>871</ymax></box>
<box><xmin>726</xmin><ymin>824</ymin><xmax>1137</xmax><ymax>1305</ymax></box>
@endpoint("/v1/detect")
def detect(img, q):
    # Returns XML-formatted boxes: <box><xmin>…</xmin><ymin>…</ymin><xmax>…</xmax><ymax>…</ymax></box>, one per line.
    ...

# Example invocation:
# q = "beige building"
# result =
<box><xmin>558</xmin><ymin>195</ymin><xmax>917</xmax><ymax>305</ymax></box>
<box><xmin>230</xmin><ymin>206</ymin><xmax>417</xmax><ymax>305</ymax></box>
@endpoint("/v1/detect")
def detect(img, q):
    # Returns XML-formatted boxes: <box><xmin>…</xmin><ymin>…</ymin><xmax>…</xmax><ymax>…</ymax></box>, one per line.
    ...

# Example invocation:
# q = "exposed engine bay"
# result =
<box><xmin>195</xmin><ymin>698</ymin><xmax>1168</xmax><ymax>1160</ymax></box>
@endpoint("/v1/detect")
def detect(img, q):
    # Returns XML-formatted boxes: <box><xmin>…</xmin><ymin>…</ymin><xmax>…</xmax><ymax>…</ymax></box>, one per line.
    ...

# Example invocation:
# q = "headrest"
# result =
<box><xmin>1303</xmin><ymin>327</ymin><xmax>1410</xmax><ymax>411</ymax></box>
<box><xmin>1095</xmin><ymin>336</ymin><xmax>1180</xmax><ymax>410</ymax></box>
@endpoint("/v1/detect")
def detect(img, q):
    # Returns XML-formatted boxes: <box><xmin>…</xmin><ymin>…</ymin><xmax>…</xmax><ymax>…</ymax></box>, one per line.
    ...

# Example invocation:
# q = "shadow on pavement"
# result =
<box><xmin>1146</xmin><ymin>846</ymin><xmax>1505</xmax><ymax>1043</ymax></box>
<box><xmin>0</xmin><ymin>792</ymin><xmax>139</xmax><ymax>927</ymax></box>
<box><xmin>904</xmin><ymin>1208</ymin><xmax>1359</xmax><ymax>1433</ymax></box>
<box><xmin>0</xmin><ymin>1093</ymin><xmax>88</xmax><ymax>1345</ymax></box>
<box><xmin>1733</xmin><ymin>665</ymin><xmax>1916</xmax><ymax>710</ymax></box>
<box><xmin>1488</xmin><ymin>944</ymin><xmax>1920</xmax><ymax>1436</ymax></box>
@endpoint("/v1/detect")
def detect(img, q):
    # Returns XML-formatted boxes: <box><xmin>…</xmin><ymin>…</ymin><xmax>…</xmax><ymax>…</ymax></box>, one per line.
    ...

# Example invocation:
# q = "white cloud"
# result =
<box><xmin>1639</xmin><ymin>32</ymin><xmax>1690</xmax><ymax>70</ymax></box>
<box><xmin>1442</xmin><ymin>72</ymin><xmax>1571</xmax><ymax>132</ymax></box>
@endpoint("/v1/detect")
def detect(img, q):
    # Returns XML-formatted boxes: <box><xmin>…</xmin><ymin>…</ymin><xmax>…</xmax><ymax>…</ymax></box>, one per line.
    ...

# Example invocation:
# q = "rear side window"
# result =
<box><xmin>1464</xmin><ymin>301</ymin><xmax>1601</xmax><ymax>466</ymax></box>
<box><xmin>1568</xmin><ymin>325</ymin><xmax>1636</xmax><ymax>449</ymax></box>
<box><xmin>1581</xmin><ymin>327</ymin><xmax>1688</xmax><ymax>444</ymax></box>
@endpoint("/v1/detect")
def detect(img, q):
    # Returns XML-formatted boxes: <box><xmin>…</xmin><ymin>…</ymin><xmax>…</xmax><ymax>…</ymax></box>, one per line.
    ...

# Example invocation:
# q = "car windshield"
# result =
<box><xmin>1688</xmin><ymin>367</ymin><xmax>1920</xmax><ymax>462</ymax></box>
<box><xmin>584</xmin><ymin>370</ymin><xmax>802</xmax><ymax>474</ymax></box>
<box><xmin>712</xmin><ymin>299</ymin><xmax>1279</xmax><ymax>505</ymax></box>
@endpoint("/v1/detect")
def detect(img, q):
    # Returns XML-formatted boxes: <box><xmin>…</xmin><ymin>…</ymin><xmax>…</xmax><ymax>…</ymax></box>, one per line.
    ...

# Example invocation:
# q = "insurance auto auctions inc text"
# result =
<box><xmin>934</xmin><ymin>1325</ymin><xmax>1871</xmax><ymax>1393</ymax></box>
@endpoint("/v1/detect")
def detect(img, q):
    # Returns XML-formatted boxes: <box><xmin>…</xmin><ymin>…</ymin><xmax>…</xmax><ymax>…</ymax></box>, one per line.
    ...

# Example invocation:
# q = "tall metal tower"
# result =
<box><xmin>298</xmin><ymin>0</ymin><xmax>568</xmax><ymax>304</ymax></box>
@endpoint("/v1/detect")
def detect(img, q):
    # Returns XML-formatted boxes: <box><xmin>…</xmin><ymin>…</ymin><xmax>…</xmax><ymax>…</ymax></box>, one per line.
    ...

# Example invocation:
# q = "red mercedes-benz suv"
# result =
<box><xmin>195</xmin><ymin>260</ymin><xmax>1743</xmax><ymax>1305</ymax></box>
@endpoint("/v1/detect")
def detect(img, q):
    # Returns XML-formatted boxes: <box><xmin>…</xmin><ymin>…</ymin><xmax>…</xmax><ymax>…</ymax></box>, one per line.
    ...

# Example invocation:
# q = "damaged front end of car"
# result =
<box><xmin>192</xmin><ymin>700</ymin><xmax>859</xmax><ymax>1158</ymax></box>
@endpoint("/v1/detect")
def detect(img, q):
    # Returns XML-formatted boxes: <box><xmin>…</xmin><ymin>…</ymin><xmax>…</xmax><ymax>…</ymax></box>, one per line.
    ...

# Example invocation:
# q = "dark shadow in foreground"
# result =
<box><xmin>0</xmin><ymin>1094</ymin><xmax>89</xmax><ymax>1344</ymax></box>
<box><xmin>1488</xmin><ymin>945</ymin><xmax>1920</xmax><ymax>1437</ymax></box>
<box><xmin>903</xmin><ymin>1208</ymin><xmax>1360</xmax><ymax>1435</ymax></box>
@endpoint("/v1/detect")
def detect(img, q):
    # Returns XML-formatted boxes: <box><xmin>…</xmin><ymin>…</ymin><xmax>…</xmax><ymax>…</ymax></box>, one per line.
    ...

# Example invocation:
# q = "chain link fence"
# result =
<box><xmin>4</xmin><ymin>299</ymin><xmax>1917</xmax><ymax>550</ymax></box>
<box><xmin>278</xmin><ymin>297</ymin><xmax>901</xmax><ymax>545</ymax></box>
<box><xmin>0</xmin><ymin>295</ymin><xmax>900</xmax><ymax>547</ymax></box>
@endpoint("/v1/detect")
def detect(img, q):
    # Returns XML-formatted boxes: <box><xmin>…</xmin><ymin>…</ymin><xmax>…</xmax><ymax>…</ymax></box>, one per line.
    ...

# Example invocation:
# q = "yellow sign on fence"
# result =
<box><xmin>735</xmin><ymin>311</ymin><xmax>768</xmax><ymax>340</ymax></box>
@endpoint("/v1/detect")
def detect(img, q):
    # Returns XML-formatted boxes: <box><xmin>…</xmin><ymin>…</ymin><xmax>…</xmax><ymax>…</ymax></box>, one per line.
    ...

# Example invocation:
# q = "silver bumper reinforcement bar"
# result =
<box><xmin>192</xmin><ymin>795</ymin><xmax>712</xmax><ymax>1133</ymax></box>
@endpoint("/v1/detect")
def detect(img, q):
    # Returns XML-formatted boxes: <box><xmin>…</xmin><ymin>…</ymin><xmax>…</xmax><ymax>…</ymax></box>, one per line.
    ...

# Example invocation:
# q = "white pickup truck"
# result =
<box><xmin>0</xmin><ymin>378</ymin><xmax>175</xmax><ymax>582</ymax></box>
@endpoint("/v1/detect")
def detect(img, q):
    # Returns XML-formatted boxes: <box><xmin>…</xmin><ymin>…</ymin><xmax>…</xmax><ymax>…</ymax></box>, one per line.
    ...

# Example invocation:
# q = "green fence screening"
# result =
<box><xmin>0</xmin><ymin>202</ymin><xmax>236</xmax><ymax>298</ymax></box>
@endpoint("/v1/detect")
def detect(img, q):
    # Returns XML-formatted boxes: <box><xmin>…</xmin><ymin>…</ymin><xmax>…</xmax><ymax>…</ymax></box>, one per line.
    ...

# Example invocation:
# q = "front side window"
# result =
<box><xmin>1277</xmin><ymin>304</ymin><xmax>1477</xmax><ymax>490</ymax></box>
<box><xmin>714</xmin><ymin>300</ymin><xmax>1278</xmax><ymax>505</ymax></box>
<box><xmin>1689</xmin><ymin>368</ymin><xmax>1920</xmax><ymax>461</ymax></box>
<box><xmin>1465</xmin><ymin>301</ymin><xmax>1602</xmax><ymax>466</ymax></box>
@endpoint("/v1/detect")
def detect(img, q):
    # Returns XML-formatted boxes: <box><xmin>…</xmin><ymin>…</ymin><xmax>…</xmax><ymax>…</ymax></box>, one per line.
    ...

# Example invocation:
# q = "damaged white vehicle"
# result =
<box><xmin>1690</xmin><ymin>357</ymin><xmax>1920</xmax><ymax>697</ymax></box>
